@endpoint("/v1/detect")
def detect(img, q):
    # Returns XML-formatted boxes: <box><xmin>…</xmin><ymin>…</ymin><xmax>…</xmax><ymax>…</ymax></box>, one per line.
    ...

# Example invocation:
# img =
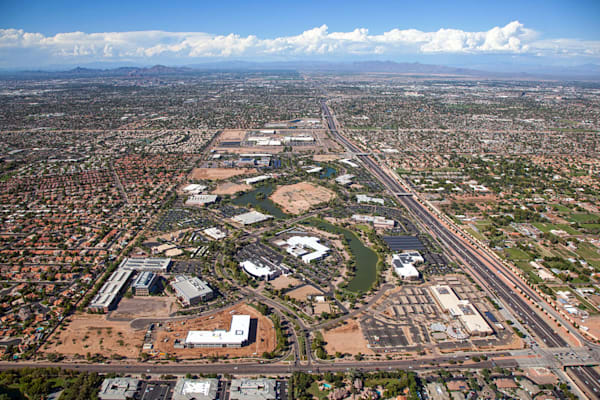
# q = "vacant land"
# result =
<box><xmin>212</xmin><ymin>182</ymin><xmax>252</xmax><ymax>195</ymax></box>
<box><xmin>270</xmin><ymin>182</ymin><xmax>335</xmax><ymax>214</ymax></box>
<box><xmin>190</xmin><ymin>167</ymin><xmax>256</xmax><ymax>181</ymax></box>
<box><xmin>313</xmin><ymin>154</ymin><xmax>341</xmax><ymax>162</ymax></box>
<box><xmin>217</xmin><ymin>129</ymin><xmax>246</xmax><ymax>142</ymax></box>
<box><xmin>45</xmin><ymin>313</ymin><xmax>143</xmax><ymax>359</ymax></box>
<box><xmin>322</xmin><ymin>319</ymin><xmax>373</xmax><ymax>356</ymax></box>
<box><xmin>269</xmin><ymin>275</ymin><xmax>302</xmax><ymax>290</ymax></box>
<box><xmin>110</xmin><ymin>297</ymin><xmax>178</xmax><ymax>320</ymax></box>
<box><xmin>154</xmin><ymin>303</ymin><xmax>276</xmax><ymax>359</ymax></box>
<box><xmin>287</xmin><ymin>284</ymin><xmax>323</xmax><ymax>301</ymax></box>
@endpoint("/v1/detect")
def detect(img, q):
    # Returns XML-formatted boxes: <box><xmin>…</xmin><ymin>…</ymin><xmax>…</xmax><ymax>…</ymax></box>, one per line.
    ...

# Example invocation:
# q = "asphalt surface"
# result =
<box><xmin>0</xmin><ymin>357</ymin><xmax>517</xmax><ymax>375</ymax></box>
<box><xmin>568</xmin><ymin>366</ymin><xmax>600</xmax><ymax>399</ymax></box>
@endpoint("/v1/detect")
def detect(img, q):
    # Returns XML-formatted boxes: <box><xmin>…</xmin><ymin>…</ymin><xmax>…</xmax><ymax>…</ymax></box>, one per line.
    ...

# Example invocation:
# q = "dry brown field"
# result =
<box><xmin>322</xmin><ymin>319</ymin><xmax>373</xmax><ymax>356</ymax></box>
<box><xmin>287</xmin><ymin>284</ymin><xmax>323</xmax><ymax>301</ymax></box>
<box><xmin>270</xmin><ymin>182</ymin><xmax>335</xmax><ymax>214</ymax></box>
<box><xmin>212</xmin><ymin>182</ymin><xmax>252</xmax><ymax>195</ymax></box>
<box><xmin>269</xmin><ymin>275</ymin><xmax>302</xmax><ymax>290</ymax></box>
<box><xmin>153</xmin><ymin>303</ymin><xmax>276</xmax><ymax>359</ymax></box>
<box><xmin>44</xmin><ymin>313</ymin><xmax>143</xmax><ymax>359</ymax></box>
<box><xmin>190</xmin><ymin>167</ymin><xmax>256</xmax><ymax>181</ymax></box>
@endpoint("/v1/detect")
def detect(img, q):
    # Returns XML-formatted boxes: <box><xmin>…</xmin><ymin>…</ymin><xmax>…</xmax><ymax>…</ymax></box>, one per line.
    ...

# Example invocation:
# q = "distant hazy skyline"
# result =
<box><xmin>1</xmin><ymin>0</ymin><xmax>599</xmax><ymax>69</ymax></box>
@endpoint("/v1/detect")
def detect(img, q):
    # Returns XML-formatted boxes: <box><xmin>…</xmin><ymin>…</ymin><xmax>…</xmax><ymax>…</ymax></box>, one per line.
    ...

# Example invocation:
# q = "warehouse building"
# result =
<box><xmin>229</xmin><ymin>378</ymin><xmax>276</xmax><ymax>400</ymax></box>
<box><xmin>120</xmin><ymin>257</ymin><xmax>171</xmax><ymax>272</ymax></box>
<box><xmin>232</xmin><ymin>211</ymin><xmax>273</xmax><ymax>225</ymax></box>
<box><xmin>171</xmin><ymin>275</ymin><xmax>214</xmax><ymax>306</ymax></box>
<box><xmin>89</xmin><ymin>268</ymin><xmax>133</xmax><ymax>312</ymax></box>
<box><xmin>172</xmin><ymin>378</ymin><xmax>219</xmax><ymax>400</ymax></box>
<box><xmin>185</xmin><ymin>194</ymin><xmax>218</xmax><ymax>206</ymax></box>
<box><xmin>240</xmin><ymin>260</ymin><xmax>281</xmax><ymax>280</ymax></box>
<box><xmin>131</xmin><ymin>271</ymin><xmax>158</xmax><ymax>296</ymax></box>
<box><xmin>185</xmin><ymin>315</ymin><xmax>250</xmax><ymax>348</ymax></box>
<box><xmin>430</xmin><ymin>285</ymin><xmax>493</xmax><ymax>336</ymax></box>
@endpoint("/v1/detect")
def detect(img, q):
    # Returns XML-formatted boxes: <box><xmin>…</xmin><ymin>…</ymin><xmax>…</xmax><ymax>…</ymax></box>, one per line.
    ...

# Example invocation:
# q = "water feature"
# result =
<box><xmin>231</xmin><ymin>183</ymin><xmax>287</xmax><ymax>219</ymax></box>
<box><xmin>304</xmin><ymin>218</ymin><xmax>378</xmax><ymax>292</ymax></box>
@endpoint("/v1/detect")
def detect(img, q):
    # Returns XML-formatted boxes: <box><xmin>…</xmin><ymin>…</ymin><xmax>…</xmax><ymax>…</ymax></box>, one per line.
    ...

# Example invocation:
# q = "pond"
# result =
<box><xmin>304</xmin><ymin>218</ymin><xmax>378</xmax><ymax>293</ymax></box>
<box><xmin>319</xmin><ymin>166</ymin><xmax>337</xmax><ymax>179</ymax></box>
<box><xmin>231</xmin><ymin>183</ymin><xmax>287</xmax><ymax>219</ymax></box>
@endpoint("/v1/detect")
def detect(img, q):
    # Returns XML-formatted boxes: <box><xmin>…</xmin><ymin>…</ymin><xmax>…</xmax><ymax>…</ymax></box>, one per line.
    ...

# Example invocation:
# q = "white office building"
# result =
<box><xmin>185</xmin><ymin>315</ymin><xmax>250</xmax><ymax>348</ymax></box>
<box><xmin>240</xmin><ymin>260</ymin><xmax>281</xmax><ymax>280</ymax></box>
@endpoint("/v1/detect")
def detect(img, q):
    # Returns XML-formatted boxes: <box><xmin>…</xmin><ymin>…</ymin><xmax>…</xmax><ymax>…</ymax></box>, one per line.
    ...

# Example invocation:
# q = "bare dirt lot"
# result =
<box><xmin>313</xmin><ymin>154</ymin><xmax>341</xmax><ymax>162</ymax></box>
<box><xmin>287</xmin><ymin>284</ymin><xmax>323</xmax><ymax>301</ymax></box>
<box><xmin>322</xmin><ymin>319</ymin><xmax>373</xmax><ymax>356</ymax></box>
<box><xmin>270</xmin><ymin>182</ymin><xmax>336</xmax><ymax>214</ymax></box>
<box><xmin>217</xmin><ymin>129</ymin><xmax>246</xmax><ymax>142</ymax></box>
<box><xmin>110</xmin><ymin>297</ymin><xmax>179</xmax><ymax>320</ymax></box>
<box><xmin>44</xmin><ymin>313</ymin><xmax>143</xmax><ymax>359</ymax></box>
<box><xmin>212</xmin><ymin>182</ymin><xmax>252</xmax><ymax>195</ymax></box>
<box><xmin>154</xmin><ymin>303</ymin><xmax>276</xmax><ymax>359</ymax></box>
<box><xmin>269</xmin><ymin>275</ymin><xmax>302</xmax><ymax>290</ymax></box>
<box><xmin>190</xmin><ymin>167</ymin><xmax>256</xmax><ymax>181</ymax></box>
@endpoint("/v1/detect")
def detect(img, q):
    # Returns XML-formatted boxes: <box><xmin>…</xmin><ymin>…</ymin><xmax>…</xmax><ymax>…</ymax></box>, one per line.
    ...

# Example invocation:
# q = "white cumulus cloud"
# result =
<box><xmin>0</xmin><ymin>21</ymin><xmax>597</xmax><ymax>66</ymax></box>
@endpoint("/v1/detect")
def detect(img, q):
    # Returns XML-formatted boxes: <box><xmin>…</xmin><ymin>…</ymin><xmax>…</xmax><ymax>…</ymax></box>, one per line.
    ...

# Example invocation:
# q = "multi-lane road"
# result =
<box><xmin>321</xmin><ymin>99</ymin><xmax>567</xmax><ymax>348</ymax></box>
<box><xmin>0</xmin><ymin>357</ymin><xmax>517</xmax><ymax>375</ymax></box>
<box><xmin>322</xmin><ymin>99</ymin><xmax>600</xmax><ymax>398</ymax></box>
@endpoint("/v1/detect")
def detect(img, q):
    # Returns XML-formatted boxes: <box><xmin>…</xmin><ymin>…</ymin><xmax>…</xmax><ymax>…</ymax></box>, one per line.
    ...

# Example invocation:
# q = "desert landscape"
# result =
<box><xmin>190</xmin><ymin>167</ymin><xmax>257</xmax><ymax>181</ymax></box>
<box><xmin>44</xmin><ymin>313</ymin><xmax>143</xmax><ymax>359</ymax></box>
<box><xmin>212</xmin><ymin>181</ymin><xmax>252</xmax><ymax>195</ymax></box>
<box><xmin>321</xmin><ymin>319</ymin><xmax>373</xmax><ymax>356</ymax></box>
<box><xmin>153</xmin><ymin>303</ymin><xmax>277</xmax><ymax>359</ymax></box>
<box><xmin>270</xmin><ymin>182</ymin><xmax>335</xmax><ymax>214</ymax></box>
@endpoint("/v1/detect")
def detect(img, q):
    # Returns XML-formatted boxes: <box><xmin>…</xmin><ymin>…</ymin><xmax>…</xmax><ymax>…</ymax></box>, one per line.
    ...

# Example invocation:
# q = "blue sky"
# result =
<box><xmin>1</xmin><ymin>0</ymin><xmax>599</xmax><ymax>69</ymax></box>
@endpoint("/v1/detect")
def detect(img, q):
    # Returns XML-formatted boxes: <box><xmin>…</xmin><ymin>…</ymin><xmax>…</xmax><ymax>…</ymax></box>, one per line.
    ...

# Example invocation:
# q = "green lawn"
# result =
<box><xmin>550</xmin><ymin>204</ymin><xmax>572</xmax><ymax>214</ymax></box>
<box><xmin>532</xmin><ymin>223</ymin><xmax>580</xmax><ymax>235</ymax></box>
<box><xmin>568</xmin><ymin>213</ymin><xmax>599</xmax><ymax>224</ymax></box>
<box><xmin>576</xmin><ymin>242</ymin><xmax>600</xmax><ymax>262</ymax></box>
<box><xmin>308</xmin><ymin>382</ymin><xmax>331</xmax><ymax>400</ymax></box>
<box><xmin>504</xmin><ymin>247</ymin><xmax>531</xmax><ymax>261</ymax></box>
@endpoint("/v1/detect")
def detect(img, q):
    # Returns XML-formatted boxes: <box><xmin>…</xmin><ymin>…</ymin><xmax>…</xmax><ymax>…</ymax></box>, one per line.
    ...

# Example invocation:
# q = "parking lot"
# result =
<box><xmin>153</xmin><ymin>208</ymin><xmax>213</xmax><ymax>232</ymax></box>
<box><xmin>137</xmin><ymin>381</ymin><xmax>174</xmax><ymax>400</ymax></box>
<box><xmin>361</xmin><ymin>275</ymin><xmax>514</xmax><ymax>353</ymax></box>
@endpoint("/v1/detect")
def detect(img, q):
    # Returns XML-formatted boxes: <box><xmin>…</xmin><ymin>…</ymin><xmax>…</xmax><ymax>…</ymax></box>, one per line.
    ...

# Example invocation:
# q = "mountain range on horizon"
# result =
<box><xmin>2</xmin><ymin>60</ymin><xmax>600</xmax><ymax>80</ymax></box>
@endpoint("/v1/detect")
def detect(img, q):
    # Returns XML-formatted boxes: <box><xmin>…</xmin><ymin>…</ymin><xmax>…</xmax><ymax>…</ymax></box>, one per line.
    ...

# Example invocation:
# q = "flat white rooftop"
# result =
<box><xmin>185</xmin><ymin>314</ymin><xmax>250</xmax><ymax>346</ymax></box>
<box><xmin>120</xmin><ymin>257</ymin><xmax>171</xmax><ymax>271</ymax></box>
<box><xmin>185</xmin><ymin>194</ymin><xmax>218</xmax><ymax>206</ymax></box>
<box><xmin>283</xmin><ymin>236</ymin><xmax>330</xmax><ymax>264</ymax></box>
<box><xmin>232</xmin><ymin>211</ymin><xmax>273</xmax><ymax>225</ymax></box>
<box><xmin>240</xmin><ymin>260</ymin><xmax>279</xmax><ymax>280</ymax></box>
<box><xmin>430</xmin><ymin>285</ymin><xmax>492</xmax><ymax>336</ymax></box>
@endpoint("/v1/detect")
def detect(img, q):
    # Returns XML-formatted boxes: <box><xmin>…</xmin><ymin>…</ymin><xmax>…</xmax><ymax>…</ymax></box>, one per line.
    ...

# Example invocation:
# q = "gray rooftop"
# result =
<box><xmin>229</xmin><ymin>379</ymin><xmax>276</xmax><ymax>400</ymax></box>
<box><xmin>99</xmin><ymin>378</ymin><xmax>139</xmax><ymax>400</ymax></box>
<box><xmin>172</xmin><ymin>378</ymin><xmax>219</xmax><ymax>400</ymax></box>
<box><xmin>120</xmin><ymin>257</ymin><xmax>171</xmax><ymax>271</ymax></box>
<box><xmin>171</xmin><ymin>275</ymin><xmax>213</xmax><ymax>301</ymax></box>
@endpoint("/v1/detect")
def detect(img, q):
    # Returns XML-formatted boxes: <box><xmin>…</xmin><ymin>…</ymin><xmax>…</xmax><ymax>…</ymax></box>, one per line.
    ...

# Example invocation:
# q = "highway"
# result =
<box><xmin>569</xmin><ymin>366</ymin><xmax>600</xmax><ymax>399</ymax></box>
<box><xmin>321</xmin><ymin>100</ymin><xmax>567</xmax><ymax>349</ymax></box>
<box><xmin>0</xmin><ymin>357</ymin><xmax>517</xmax><ymax>375</ymax></box>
